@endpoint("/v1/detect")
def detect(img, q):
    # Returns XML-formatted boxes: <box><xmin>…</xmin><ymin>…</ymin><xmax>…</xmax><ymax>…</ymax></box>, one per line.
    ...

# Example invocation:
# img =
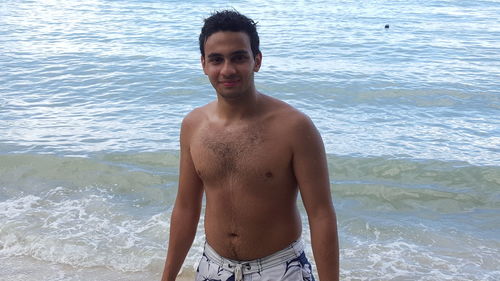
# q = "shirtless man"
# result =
<box><xmin>161</xmin><ymin>10</ymin><xmax>339</xmax><ymax>281</ymax></box>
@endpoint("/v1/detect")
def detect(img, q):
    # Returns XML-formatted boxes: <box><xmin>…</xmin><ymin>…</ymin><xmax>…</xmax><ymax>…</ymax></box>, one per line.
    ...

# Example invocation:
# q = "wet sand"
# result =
<box><xmin>176</xmin><ymin>271</ymin><xmax>195</xmax><ymax>281</ymax></box>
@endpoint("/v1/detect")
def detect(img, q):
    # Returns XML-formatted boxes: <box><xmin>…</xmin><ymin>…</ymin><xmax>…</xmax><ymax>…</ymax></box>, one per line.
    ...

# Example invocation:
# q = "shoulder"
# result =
<box><xmin>181</xmin><ymin>102</ymin><xmax>214</xmax><ymax>130</ymax></box>
<box><xmin>261</xmin><ymin>94</ymin><xmax>316</xmax><ymax>133</ymax></box>
<box><xmin>263</xmin><ymin>98</ymin><xmax>326</xmax><ymax>159</ymax></box>
<box><xmin>259</xmin><ymin>94</ymin><xmax>321</xmax><ymax>150</ymax></box>
<box><xmin>180</xmin><ymin>102</ymin><xmax>215</xmax><ymax>139</ymax></box>
<box><xmin>286</xmin><ymin>109</ymin><xmax>319</xmax><ymax>146</ymax></box>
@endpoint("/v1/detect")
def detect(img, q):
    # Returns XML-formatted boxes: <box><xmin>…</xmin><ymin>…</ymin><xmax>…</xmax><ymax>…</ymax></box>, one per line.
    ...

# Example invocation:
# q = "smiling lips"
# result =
<box><xmin>220</xmin><ymin>79</ymin><xmax>240</xmax><ymax>87</ymax></box>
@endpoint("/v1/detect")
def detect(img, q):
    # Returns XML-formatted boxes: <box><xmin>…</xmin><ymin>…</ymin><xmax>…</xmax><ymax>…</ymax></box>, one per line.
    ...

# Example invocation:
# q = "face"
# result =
<box><xmin>201</xmin><ymin>31</ymin><xmax>262</xmax><ymax>100</ymax></box>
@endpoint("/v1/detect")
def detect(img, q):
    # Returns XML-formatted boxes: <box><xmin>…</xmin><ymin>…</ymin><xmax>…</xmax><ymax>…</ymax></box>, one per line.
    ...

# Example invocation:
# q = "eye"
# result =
<box><xmin>208</xmin><ymin>57</ymin><xmax>223</xmax><ymax>64</ymax></box>
<box><xmin>232</xmin><ymin>54</ymin><xmax>249</xmax><ymax>63</ymax></box>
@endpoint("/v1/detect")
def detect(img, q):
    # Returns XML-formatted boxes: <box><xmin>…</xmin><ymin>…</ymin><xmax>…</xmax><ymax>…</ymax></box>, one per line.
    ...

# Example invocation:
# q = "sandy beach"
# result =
<box><xmin>176</xmin><ymin>272</ymin><xmax>195</xmax><ymax>281</ymax></box>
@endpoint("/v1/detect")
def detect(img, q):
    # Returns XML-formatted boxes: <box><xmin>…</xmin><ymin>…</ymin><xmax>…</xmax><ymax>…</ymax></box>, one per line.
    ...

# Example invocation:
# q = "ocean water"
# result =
<box><xmin>0</xmin><ymin>0</ymin><xmax>499</xmax><ymax>280</ymax></box>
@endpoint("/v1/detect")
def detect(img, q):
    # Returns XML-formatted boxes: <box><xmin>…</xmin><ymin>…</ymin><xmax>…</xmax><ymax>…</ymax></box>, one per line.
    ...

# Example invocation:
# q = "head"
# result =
<box><xmin>199</xmin><ymin>10</ymin><xmax>261</xmax><ymax>59</ymax></box>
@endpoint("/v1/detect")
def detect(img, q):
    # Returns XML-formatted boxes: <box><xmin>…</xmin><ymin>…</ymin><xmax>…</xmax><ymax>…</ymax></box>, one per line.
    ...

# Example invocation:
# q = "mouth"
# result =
<box><xmin>220</xmin><ymin>80</ymin><xmax>240</xmax><ymax>87</ymax></box>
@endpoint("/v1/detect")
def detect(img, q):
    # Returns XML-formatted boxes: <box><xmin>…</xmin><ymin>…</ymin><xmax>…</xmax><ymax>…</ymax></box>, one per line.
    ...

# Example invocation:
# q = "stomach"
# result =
<box><xmin>203</xmin><ymin>194</ymin><xmax>302</xmax><ymax>260</ymax></box>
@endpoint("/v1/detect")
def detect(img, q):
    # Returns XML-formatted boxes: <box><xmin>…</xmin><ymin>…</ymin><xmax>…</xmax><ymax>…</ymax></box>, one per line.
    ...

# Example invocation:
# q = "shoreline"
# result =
<box><xmin>0</xmin><ymin>256</ymin><xmax>166</xmax><ymax>281</ymax></box>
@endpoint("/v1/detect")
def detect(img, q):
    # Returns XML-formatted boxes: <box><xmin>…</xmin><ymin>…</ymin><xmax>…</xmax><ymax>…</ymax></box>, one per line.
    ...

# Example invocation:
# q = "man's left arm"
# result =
<box><xmin>292</xmin><ymin>114</ymin><xmax>339</xmax><ymax>281</ymax></box>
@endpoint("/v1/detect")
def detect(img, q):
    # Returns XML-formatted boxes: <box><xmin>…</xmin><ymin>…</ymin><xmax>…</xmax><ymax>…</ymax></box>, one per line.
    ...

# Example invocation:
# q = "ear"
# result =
<box><xmin>253</xmin><ymin>52</ymin><xmax>262</xmax><ymax>72</ymax></box>
<box><xmin>201</xmin><ymin>55</ymin><xmax>208</xmax><ymax>75</ymax></box>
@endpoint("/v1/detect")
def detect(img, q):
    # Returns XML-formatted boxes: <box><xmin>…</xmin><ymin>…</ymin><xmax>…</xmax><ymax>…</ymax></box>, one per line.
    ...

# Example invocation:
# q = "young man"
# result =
<box><xmin>161</xmin><ymin>10</ymin><xmax>339</xmax><ymax>281</ymax></box>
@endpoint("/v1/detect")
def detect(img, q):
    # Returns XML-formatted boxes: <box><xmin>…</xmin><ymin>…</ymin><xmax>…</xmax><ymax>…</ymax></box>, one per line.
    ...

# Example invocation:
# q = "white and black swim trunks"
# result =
<box><xmin>195</xmin><ymin>239</ymin><xmax>315</xmax><ymax>281</ymax></box>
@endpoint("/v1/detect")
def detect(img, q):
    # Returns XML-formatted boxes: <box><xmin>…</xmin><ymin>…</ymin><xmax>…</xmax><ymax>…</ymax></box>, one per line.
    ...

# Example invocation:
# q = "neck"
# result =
<box><xmin>215</xmin><ymin>90</ymin><xmax>261</xmax><ymax>121</ymax></box>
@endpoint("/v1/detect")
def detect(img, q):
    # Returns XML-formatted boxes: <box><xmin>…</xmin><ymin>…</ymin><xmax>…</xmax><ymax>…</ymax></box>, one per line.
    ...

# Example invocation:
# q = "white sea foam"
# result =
<box><xmin>341</xmin><ymin>218</ymin><xmax>500</xmax><ymax>281</ymax></box>
<box><xmin>0</xmin><ymin>186</ymin><xmax>171</xmax><ymax>273</ymax></box>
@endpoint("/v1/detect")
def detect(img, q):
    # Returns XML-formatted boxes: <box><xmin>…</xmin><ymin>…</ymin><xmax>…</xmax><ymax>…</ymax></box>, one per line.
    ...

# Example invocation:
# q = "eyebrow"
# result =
<box><xmin>206</xmin><ymin>50</ymin><xmax>250</xmax><ymax>58</ymax></box>
<box><xmin>207</xmin><ymin>53</ymin><xmax>222</xmax><ymax>59</ymax></box>
<box><xmin>231</xmin><ymin>50</ymin><xmax>250</xmax><ymax>56</ymax></box>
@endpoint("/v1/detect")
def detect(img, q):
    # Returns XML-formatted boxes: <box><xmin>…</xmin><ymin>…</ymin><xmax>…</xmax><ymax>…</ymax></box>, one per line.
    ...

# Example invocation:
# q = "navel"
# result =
<box><xmin>265</xmin><ymin>171</ymin><xmax>273</xmax><ymax>178</ymax></box>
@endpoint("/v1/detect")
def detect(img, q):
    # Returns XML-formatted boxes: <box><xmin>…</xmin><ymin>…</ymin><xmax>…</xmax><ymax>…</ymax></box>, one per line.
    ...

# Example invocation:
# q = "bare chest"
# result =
<box><xmin>190</xmin><ymin>123</ymin><xmax>290</xmax><ymax>183</ymax></box>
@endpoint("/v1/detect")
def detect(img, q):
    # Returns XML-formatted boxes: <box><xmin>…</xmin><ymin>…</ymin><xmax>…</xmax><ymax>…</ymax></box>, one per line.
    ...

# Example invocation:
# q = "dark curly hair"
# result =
<box><xmin>199</xmin><ymin>10</ymin><xmax>260</xmax><ymax>58</ymax></box>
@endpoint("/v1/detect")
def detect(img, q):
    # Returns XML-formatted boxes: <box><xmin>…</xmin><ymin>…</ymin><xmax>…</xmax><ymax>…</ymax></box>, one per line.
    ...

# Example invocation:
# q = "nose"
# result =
<box><xmin>221</xmin><ymin>61</ymin><xmax>236</xmax><ymax>77</ymax></box>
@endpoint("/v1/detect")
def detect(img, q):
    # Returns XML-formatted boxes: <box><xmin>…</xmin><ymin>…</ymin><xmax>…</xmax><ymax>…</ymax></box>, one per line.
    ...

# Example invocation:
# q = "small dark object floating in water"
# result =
<box><xmin>385</xmin><ymin>24</ymin><xmax>390</xmax><ymax>28</ymax></box>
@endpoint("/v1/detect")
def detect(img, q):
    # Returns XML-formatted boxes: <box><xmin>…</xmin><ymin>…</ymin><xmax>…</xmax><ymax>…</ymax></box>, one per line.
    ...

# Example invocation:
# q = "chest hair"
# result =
<box><xmin>201</xmin><ymin>124</ymin><xmax>263</xmax><ymax>177</ymax></box>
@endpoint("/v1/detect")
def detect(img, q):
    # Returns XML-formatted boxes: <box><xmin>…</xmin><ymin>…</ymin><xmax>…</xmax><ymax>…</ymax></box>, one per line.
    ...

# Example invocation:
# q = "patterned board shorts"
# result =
<box><xmin>195</xmin><ymin>239</ymin><xmax>316</xmax><ymax>281</ymax></box>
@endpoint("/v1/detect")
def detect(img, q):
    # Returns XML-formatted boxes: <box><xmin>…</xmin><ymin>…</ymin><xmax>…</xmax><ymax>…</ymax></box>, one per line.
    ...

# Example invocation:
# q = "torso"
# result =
<box><xmin>189</xmin><ymin>95</ymin><xmax>303</xmax><ymax>260</ymax></box>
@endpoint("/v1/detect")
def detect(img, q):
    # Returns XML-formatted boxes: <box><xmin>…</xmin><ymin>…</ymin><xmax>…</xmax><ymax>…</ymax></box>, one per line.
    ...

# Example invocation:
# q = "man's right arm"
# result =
<box><xmin>161</xmin><ymin>115</ymin><xmax>204</xmax><ymax>281</ymax></box>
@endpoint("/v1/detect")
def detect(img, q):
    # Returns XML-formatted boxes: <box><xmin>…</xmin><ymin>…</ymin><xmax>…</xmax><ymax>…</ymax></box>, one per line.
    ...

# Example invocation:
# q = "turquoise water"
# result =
<box><xmin>1</xmin><ymin>0</ymin><xmax>499</xmax><ymax>280</ymax></box>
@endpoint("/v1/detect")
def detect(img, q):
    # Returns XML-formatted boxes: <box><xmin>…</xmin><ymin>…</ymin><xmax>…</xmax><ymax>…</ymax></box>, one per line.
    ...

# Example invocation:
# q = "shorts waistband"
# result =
<box><xmin>203</xmin><ymin>238</ymin><xmax>305</xmax><ymax>275</ymax></box>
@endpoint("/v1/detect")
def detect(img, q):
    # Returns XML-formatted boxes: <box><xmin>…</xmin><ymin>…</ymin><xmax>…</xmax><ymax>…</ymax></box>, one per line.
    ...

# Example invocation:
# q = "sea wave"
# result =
<box><xmin>329</xmin><ymin>156</ymin><xmax>500</xmax><ymax>212</ymax></box>
<box><xmin>0</xmin><ymin>152</ymin><xmax>498</xmax><ymax>278</ymax></box>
